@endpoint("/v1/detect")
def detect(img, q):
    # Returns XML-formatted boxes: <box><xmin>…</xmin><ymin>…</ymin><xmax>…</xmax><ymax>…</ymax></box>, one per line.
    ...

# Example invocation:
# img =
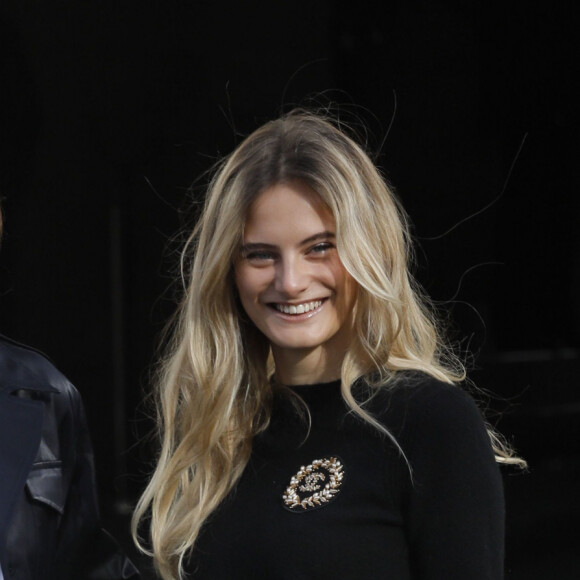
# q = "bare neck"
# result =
<box><xmin>271</xmin><ymin>344</ymin><xmax>346</xmax><ymax>386</ymax></box>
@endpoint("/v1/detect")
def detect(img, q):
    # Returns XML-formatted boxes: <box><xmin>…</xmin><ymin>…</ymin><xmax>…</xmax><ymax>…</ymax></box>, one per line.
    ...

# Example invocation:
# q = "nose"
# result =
<box><xmin>274</xmin><ymin>256</ymin><xmax>309</xmax><ymax>297</ymax></box>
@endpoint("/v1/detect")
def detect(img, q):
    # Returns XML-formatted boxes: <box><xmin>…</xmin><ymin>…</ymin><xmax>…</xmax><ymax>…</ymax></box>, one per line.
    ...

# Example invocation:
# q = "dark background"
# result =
<box><xmin>1</xmin><ymin>1</ymin><xmax>578</xmax><ymax>577</ymax></box>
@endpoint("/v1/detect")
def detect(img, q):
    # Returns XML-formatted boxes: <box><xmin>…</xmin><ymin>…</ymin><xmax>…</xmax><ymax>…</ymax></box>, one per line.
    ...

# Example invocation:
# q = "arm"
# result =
<box><xmin>54</xmin><ymin>383</ymin><xmax>140</xmax><ymax>579</ymax></box>
<box><xmin>402</xmin><ymin>383</ymin><xmax>505</xmax><ymax>580</ymax></box>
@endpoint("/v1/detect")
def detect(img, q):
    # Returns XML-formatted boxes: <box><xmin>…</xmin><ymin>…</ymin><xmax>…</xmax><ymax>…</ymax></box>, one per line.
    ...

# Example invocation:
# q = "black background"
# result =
<box><xmin>1</xmin><ymin>0</ymin><xmax>578</xmax><ymax>577</ymax></box>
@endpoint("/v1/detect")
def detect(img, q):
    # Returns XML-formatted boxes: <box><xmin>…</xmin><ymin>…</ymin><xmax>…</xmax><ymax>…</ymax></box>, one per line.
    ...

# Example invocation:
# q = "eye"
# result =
<box><xmin>308</xmin><ymin>242</ymin><xmax>334</xmax><ymax>255</ymax></box>
<box><xmin>243</xmin><ymin>250</ymin><xmax>277</xmax><ymax>262</ymax></box>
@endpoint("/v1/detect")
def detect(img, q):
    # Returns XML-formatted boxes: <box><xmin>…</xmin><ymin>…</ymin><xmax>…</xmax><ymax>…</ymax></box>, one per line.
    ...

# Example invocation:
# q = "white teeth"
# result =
<box><xmin>275</xmin><ymin>300</ymin><xmax>322</xmax><ymax>315</ymax></box>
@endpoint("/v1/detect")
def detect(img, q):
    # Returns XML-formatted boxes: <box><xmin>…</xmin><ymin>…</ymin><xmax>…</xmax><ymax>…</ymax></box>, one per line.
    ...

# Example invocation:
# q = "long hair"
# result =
<box><xmin>132</xmin><ymin>110</ymin><xmax>523</xmax><ymax>579</ymax></box>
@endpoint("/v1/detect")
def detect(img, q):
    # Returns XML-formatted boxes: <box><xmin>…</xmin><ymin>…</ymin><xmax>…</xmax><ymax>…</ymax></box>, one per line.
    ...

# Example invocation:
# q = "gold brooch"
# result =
<box><xmin>282</xmin><ymin>457</ymin><xmax>345</xmax><ymax>511</ymax></box>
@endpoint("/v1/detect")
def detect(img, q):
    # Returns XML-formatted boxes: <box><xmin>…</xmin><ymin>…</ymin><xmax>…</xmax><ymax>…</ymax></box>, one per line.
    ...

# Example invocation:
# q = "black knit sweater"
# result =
<box><xmin>188</xmin><ymin>375</ymin><xmax>504</xmax><ymax>579</ymax></box>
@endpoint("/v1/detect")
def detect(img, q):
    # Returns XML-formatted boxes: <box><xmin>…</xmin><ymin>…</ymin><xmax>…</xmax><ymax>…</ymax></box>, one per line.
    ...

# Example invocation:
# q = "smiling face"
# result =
<box><xmin>234</xmin><ymin>181</ymin><xmax>357</xmax><ymax>382</ymax></box>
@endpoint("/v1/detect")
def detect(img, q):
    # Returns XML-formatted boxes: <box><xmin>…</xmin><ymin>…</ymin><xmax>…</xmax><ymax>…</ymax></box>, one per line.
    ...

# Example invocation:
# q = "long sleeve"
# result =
<box><xmin>54</xmin><ymin>385</ymin><xmax>141</xmax><ymax>580</ymax></box>
<box><xmin>401</xmin><ymin>383</ymin><xmax>505</xmax><ymax>579</ymax></box>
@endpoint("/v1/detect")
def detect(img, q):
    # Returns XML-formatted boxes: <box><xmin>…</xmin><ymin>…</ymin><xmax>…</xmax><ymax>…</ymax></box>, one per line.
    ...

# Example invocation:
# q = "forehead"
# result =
<box><xmin>243</xmin><ymin>182</ymin><xmax>334</xmax><ymax>242</ymax></box>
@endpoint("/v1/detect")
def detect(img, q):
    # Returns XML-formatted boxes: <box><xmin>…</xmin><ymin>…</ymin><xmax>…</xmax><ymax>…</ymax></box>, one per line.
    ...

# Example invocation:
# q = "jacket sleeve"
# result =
<box><xmin>54</xmin><ymin>384</ymin><xmax>141</xmax><ymax>580</ymax></box>
<box><xmin>402</xmin><ymin>383</ymin><xmax>505</xmax><ymax>580</ymax></box>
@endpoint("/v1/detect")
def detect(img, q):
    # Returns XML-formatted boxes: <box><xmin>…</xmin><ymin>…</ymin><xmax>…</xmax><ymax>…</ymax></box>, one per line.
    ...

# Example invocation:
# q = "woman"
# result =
<box><xmin>133</xmin><ymin>110</ymin><xmax>523</xmax><ymax>579</ymax></box>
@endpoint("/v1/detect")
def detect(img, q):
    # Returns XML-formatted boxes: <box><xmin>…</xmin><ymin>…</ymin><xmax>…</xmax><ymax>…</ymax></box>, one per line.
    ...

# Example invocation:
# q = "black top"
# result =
<box><xmin>189</xmin><ymin>375</ymin><xmax>504</xmax><ymax>579</ymax></box>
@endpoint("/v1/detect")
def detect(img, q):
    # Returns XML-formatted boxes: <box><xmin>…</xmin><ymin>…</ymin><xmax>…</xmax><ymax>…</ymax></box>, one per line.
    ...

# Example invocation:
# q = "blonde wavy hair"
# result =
<box><xmin>132</xmin><ymin>109</ymin><xmax>523</xmax><ymax>579</ymax></box>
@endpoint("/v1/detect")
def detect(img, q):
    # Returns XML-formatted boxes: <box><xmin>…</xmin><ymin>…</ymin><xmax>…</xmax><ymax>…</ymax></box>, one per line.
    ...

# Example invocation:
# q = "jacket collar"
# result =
<box><xmin>0</xmin><ymin>334</ymin><xmax>60</xmax><ymax>395</ymax></box>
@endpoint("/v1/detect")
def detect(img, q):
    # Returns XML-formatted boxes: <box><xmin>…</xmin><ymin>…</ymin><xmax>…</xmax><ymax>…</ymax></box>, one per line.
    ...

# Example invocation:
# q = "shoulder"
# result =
<box><xmin>381</xmin><ymin>376</ymin><xmax>505</xmax><ymax>578</ymax></box>
<box><xmin>362</xmin><ymin>372</ymin><xmax>492</xmax><ymax>456</ymax></box>
<box><xmin>365</xmin><ymin>372</ymin><xmax>482</xmax><ymax>424</ymax></box>
<box><xmin>0</xmin><ymin>333</ymin><xmax>79</xmax><ymax>400</ymax></box>
<box><xmin>363</xmin><ymin>373</ymin><xmax>501</xmax><ymax>498</ymax></box>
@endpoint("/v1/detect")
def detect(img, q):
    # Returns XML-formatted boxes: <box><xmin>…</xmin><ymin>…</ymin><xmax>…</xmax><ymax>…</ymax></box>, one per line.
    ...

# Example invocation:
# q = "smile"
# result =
<box><xmin>273</xmin><ymin>300</ymin><xmax>323</xmax><ymax>315</ymax></box>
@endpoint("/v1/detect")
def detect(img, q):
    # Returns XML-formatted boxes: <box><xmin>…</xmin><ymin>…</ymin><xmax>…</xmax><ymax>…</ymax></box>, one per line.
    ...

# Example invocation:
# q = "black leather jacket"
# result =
<box><xmin>0</xmin><ymin>335</ymin><xmax>140</xmax><ymax>580</ymax></box>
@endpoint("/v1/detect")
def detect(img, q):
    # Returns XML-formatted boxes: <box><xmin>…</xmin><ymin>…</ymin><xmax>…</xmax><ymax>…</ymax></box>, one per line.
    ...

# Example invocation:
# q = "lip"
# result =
<box><xmin>267</xmin><ymin>298</ymin><xmax>327</xmax><ymax>321</ymax></box>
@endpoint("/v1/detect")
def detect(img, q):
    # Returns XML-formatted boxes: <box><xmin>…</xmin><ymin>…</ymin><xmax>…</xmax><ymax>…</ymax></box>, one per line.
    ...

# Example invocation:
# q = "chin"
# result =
<box><xmin>266</xmin><ymin>329</ymin><xmax>333</xmax><ymax>352</ymax></box>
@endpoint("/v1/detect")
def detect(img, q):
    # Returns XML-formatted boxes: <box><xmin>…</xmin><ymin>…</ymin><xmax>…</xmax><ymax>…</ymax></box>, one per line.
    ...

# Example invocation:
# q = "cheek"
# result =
<box><xmin>333</xmin><ymin>268</ymin><xmax>358</xmax><ymax>319</ymax></box>
<box><xmin>234</xmin><ymin>264</ymin><xmax>267</xmax><ymax>304</ymax></box>
<box><xmin>342</xmin><ymin>274</ymin><xmax>358</xmax><ymax>310</ymax></box>
<box><xmin>330</xmin><ymin>259</ymin><xmax>357</xmax><ymax>302</ymax></box>
<box><xmin>234</xmin><ymin>265</ymin><xmax>252</xmax><ymax>304</ymax></box>
<box><xmin>234</xmin><ymin>270</ymin><xmax>257</xmax><ymax>325</ymax></box>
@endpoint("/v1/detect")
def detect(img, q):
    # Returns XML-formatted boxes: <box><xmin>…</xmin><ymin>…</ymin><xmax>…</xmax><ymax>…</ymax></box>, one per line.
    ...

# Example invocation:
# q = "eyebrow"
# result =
<box><xmin>240</xmin><ymin>231</ymin><xmax>335</xmax><ymax>252</ymax></box>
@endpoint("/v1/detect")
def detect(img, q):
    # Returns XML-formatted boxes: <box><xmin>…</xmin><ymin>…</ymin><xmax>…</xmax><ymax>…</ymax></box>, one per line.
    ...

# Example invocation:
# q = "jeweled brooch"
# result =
<box><xmin>282</xmin><ymin>456</ymin><xmax>345</xmax><ymax>512</ymax></box>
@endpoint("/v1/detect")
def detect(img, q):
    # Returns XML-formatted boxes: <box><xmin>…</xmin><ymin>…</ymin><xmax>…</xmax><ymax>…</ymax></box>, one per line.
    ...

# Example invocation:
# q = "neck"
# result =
<box><xmin>271</xmin><ymin>345</ymin><xmax>346</xmax><ymax>386</ymax></box>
